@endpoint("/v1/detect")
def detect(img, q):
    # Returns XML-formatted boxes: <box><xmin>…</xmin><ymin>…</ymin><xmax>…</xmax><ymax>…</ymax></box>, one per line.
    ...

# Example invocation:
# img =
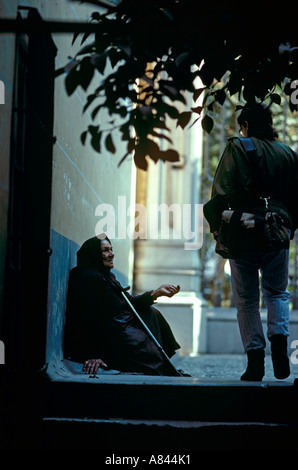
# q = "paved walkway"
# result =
<box><xmin>172</xmin><ymin>353</ymin><xmax>298</xmax><ymax>382</ymax></box>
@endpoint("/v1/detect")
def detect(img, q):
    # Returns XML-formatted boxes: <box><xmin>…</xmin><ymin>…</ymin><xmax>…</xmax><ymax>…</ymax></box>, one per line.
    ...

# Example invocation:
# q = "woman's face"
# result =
<box><xmin>100</xmin><ymin>239</ymin><xmax>114</xmax><ymax>269</ymax></box>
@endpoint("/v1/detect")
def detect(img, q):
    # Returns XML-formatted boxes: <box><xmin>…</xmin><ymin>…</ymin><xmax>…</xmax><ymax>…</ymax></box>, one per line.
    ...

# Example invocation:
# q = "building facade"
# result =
<box><xmin>0</xmin><ymin>0</ymin><xmax>204</xmax><ymax>371</ymax></box>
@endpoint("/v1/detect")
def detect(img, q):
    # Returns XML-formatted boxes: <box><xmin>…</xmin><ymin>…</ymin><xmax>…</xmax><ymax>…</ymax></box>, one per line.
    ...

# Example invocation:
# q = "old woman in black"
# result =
<box><xmin>64</xmin><ymin>235</ymin><xmax>181</xmax><ymax>376</ymax></box>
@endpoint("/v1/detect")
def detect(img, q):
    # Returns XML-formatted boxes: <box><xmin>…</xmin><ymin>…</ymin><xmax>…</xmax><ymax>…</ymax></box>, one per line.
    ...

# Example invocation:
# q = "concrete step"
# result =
<box><xmin>44</xmin><ymin>358</ymin><xmax>298</xmax><ymax>426</ymax></box>
<box><xmin>42</xmin><ymin>416</ymin><xmax>298</xmax><ymax>450</ymax></box>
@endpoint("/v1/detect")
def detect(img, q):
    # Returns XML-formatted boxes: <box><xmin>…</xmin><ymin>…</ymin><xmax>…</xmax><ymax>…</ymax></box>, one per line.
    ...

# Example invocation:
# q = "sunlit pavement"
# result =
<box><xmin>172</xmin><ymin>353</ymin><xmax>298</xmax><ymax>383</ymax></box>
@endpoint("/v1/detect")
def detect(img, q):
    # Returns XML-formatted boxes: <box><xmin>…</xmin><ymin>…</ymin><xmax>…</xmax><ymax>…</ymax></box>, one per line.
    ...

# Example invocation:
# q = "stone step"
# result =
<box><xmin>45</xmin><ymin>359</ymin><xmax>298</xmax><ymax>425</ymax></box>
<box><xmin>41</xmin><ymin>416</ymin><xmax>298</xmax><ymax>450</ymax></box>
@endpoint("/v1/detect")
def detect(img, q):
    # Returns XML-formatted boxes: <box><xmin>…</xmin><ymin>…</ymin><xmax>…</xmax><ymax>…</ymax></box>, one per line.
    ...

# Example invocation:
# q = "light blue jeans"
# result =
<box><xmin>229</xmin><ymin>248</ymin><xmax>290</xmax><ymax>352</ymax></box>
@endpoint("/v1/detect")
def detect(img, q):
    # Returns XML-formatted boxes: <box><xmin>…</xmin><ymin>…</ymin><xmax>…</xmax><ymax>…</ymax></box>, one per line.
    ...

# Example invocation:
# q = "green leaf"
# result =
<box><xmin>227</xmin><ymin>71</ymin><xmax>242</xmax><ymax>96</ymax></box>
<box><xmin>79</xmin><ymin>57</ymin><xmax>95</xmax><ymax>91</ymax></box>
<box><xmin>127</xmin><ymin>138</ymin><xmax>135</xmax><ymax>153</ymax></box>
<box><xmin>270</xmin><ymin>93</ymin><xmax>281</xmax><ymax>105</ymax></box>
<box><xmin>215</xmin><ymin>88</ymin><xmax>226</xmax><ymax>105</ymax></box>
<box><xmin>83</xmin><ymin>93</ymin><xmax>98</xmax><ymax>113</ymax></box>
<box><xmin>91</xmin><ymin>131</ymin><xmax>102</xmax><ymax>153</ymax></box>
<box><xmin>134</xmin><ymin>146</ymin><xmax>148</xmax><ymax>171</ymax></box>
<box><xmin>105</xmin><ymin>133</ymin><xmax>116</xmax><ymax>154</ymax></box>
<box><xmin>80</xmin><ymin>31</ymin><xmax>92</xmax><ymax>46</ymax></box>
<box><xmin>176</xmin><ymin>111</ymin><xmax>192</xmax><ymax>129</ymax></box>
<box><xmin>175</xmin><ymin>52</ymin><xmax>191</xmax><ymax>68</ymax></box>
<box><xmin>65</xmin><ymin>58</ymin><xmax>79</xmax><ymax>74</ymax></box>
<box><xmin>193</xmin><ymin>87</ymin><xmax>205</xmax><ymax>102</ymax></box>
<box><xmin>159</xmin><ymin>80</ymin><xmax>186</xmax><ymax>104</ymax></box>
<box><xmin>76</xmin><ymin>41</ymin><xmax>97</xmax><ymax>56</ymax></box>
<box><xmin>91</xmin><ymin>104</ymin><xmax>102</xmax><ymax>120</ymax></box>
<box><xmin>157</xmin><ymin>101</ymin><xmax>179</xmax><ymax>119</ymax></box>
<box><xmin>153</xmin><ymin>119</ymin><xmax>170</xmax><ymax>132</ymax></box>
<box><xmin>201</xmin><ymin>114</ymin><xmax>214</xmax><ymax>133</ymax></box>
<box><xmin>90</xmin><ymin>53</ymin><xmax>107</xmax><ymax>75</ymax></box>
<box><xmin>284</xmin><ymin>82</ymin><xmax>292</xmax><ymax>96</ymax></box>
<box><xmin>80</xmin><ymin>130</ymin><xmax>88</xmax><ymax>146</ymax></box>
<box><xmin>88</xmin><ymin>125</ymin><xmax>102</xmax><ymax>153</ymax></box>
<box><xmin>88</xmin><ymin>124</ymin><xmax>100</xmax><ymax>135</ymax></box>
<box><xmin>65</xmin><ymin>66</ymin><xmax>79</xmax><ymax>96</ymax></box>
<box><xmin>108</xmin><ymin>48</ymin><xmax>123</xmax><ymax>68</ymax></box>
<box><xmin>191</xmin><ymin>105</ymin><xmax>202</xmax><ymax>114</ymax></box>
<box><xmin>144</xmin><ymin>139</ymin><xmax>161</xmax><ymax>162</ymax></box>
<box><xmin>119</xmin><ymin>122</ymin><xmax>131</xmax><ymax>141</ymax></box>
<box><xmin>159</xmin><ymin>149</ymin><xmax>180</xmax><ymax>163</ymax></box>
<box><xmin>54</xmin><ymin>66</ymin><xmax>66</xmax><ymax>78</ymax></box>
<box><xmin>72</xmin><ymin>31</ymin><xmax>80</xmax><ymax>46</ymax></box>
<box><xmin>149</xmin><ymin>130</ymin><xmax>173</xmax><ymax>144</ymax></box>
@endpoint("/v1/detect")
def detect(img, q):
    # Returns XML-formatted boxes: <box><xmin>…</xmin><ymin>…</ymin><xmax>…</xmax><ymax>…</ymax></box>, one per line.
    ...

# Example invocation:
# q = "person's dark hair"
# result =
<box><xmin>76</xmin><ymin>234</ymin><xmax>112</xmax><ymax>271</ymax></box>
<box><xmin>237</xmin><ymin>102</ymin><xmax>278</xmax><ymax>140</ymax></box>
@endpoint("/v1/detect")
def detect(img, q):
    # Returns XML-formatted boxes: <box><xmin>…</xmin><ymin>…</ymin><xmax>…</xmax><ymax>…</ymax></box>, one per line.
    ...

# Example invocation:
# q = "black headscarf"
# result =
<box><xmin>76</xmin><ymin>234</ymin><xmax>124</xmax><ymax>294</ymax></box>
<box><xmin>76</xmin><ymin>234</ymin><xmax>112</xmax><ymax>272</ymax></box>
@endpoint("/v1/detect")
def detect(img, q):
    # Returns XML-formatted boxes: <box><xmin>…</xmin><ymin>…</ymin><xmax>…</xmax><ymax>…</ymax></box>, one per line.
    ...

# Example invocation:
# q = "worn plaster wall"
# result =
<box><xmin>0</xmin><ymin>0</ymin><xmax>136</xmax><ymax>363</ymax></box>
<box><xmin>47</xmin><ymin>1</ymin><xmax>136</xmax><ymax>363</ymax></box>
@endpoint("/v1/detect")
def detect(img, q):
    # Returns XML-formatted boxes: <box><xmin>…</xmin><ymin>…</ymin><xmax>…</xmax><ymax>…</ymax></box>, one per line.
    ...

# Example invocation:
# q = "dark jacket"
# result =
<box><xmin>204</xmin><ymin>137</ymin><xmax>298</xmax><ymax>238</ymax></box>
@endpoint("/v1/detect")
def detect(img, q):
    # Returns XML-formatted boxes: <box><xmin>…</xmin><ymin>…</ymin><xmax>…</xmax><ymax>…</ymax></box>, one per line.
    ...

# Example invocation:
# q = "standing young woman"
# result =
<box><xmin>204</xmin><ymin>102</ymin><xmax>298</xmax><ymax>381</ymax></box>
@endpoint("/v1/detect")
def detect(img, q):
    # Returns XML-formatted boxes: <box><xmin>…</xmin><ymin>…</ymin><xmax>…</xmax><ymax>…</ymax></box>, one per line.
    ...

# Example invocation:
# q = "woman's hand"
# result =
<box><xmin>151</xmin><ymin>284</ymin><xmax>180</xmax><ymax>301</ymax></box>
<box><xmin>83</xmin><ymin>358</ymin><xmax>108</xmax><ymax>375</ymax></box>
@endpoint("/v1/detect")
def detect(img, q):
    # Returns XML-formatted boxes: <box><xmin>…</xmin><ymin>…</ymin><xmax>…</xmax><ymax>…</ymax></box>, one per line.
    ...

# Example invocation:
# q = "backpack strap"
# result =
<box><xmin>237</xmin><ymin>136</ymin><xmax>256</xmax><ymax>152</ymax></box>
<box><xmin>237</xmin><ymin>136</ymin><xmax>271</xmax><ymax>207</ymax></box>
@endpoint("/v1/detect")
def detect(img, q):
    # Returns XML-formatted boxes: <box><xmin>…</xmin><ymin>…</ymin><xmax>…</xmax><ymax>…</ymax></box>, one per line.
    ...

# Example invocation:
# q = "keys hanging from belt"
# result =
<box><xmin>260</xmin><ymin>196</ymin><xmax>270</xmax><ymax>210</ymax></box>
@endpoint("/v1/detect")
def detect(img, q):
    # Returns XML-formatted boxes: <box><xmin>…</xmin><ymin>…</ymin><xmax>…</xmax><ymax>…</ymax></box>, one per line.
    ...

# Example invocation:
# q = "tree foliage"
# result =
<box><xmin>56</xmin><ymin>0</ymin><xmax>298</xmax><ymax>169</ymax></box>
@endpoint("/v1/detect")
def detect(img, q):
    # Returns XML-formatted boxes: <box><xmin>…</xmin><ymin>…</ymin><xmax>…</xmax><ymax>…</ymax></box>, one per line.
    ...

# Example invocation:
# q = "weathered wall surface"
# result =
<box><xmin>0</xmin><ymin>0</ymin><xmax>136</xmax><ymax>363</ymax></box>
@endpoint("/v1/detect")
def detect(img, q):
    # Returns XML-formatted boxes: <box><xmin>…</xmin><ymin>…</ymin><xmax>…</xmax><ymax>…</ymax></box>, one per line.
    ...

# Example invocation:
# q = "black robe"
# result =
<box><xmin>64</xmin><ymin>265</ymin><xmax>181</xmax><ymax>376</ymax></box>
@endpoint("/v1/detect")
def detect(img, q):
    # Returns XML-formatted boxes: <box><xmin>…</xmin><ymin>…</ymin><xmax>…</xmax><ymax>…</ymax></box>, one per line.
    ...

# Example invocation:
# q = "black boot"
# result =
<box><xmin>270</xmin><ymin>334</ymin><xmax>290</xmax><ymax>379</ymax></box>
<box><xmin>241</xmin><ymin>349</ymin><xmax>265</xmax><ymax>381</ymax></box>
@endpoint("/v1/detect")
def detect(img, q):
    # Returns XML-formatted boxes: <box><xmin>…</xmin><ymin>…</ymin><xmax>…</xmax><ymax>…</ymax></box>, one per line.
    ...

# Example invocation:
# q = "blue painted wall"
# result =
<box><xmin>46</xmin><ymin>229</ymin><xmax>79</xmax><ymax>364</ymax></box>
